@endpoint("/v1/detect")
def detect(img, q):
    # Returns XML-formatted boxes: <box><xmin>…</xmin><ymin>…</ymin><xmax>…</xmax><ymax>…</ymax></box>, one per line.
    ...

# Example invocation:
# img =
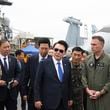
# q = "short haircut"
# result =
<box><xmin>15</xmin><ymin>49</ymin><xmax>24</xmax><ymax>56</ymax></box>
<box><xmin>72</xmin><ymin>46</ymin><xmax>83</xmax><ymax>53</ymax></box>
<box><xmin>38</xmin><ymin>38</ymin><xmax>50</xmax><ymax>47</ymax></box>
<box><xmin>82</xmin><ymin>50</ymin><xmax>89</xmax><ymax>55</ymax></box>
<box><xmin>92</xmin><ymin>35</ymin><xmax>105</xmax><ymax>44</ymax></box>
<box><xmin>0</xmin><ymin>39</ymin><xmax>9</xmax><ymax>46</ymax></box>
<box><xmin>53</xmin><ymin>40</ymin><xmax>68</xmax><ymax>51</ymax></box>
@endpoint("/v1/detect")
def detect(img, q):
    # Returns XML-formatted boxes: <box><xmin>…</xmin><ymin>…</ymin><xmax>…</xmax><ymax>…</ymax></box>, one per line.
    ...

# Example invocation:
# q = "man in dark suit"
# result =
<box><xmin>34</xmin><ymin>40</ymin><xmax>73</xmax><ymax>110</ymax></box>
<box><xmin>0</xmin><ymin>39</ymin><xmax>21</xmax><ymax>110</ymax></box>
<box><xmin>15</xmin><ymin>49</ymin><xmax>26</xmax><ymax>110</ymax></box>
<box><xmin>22</xmin><ymin>38</ymin><xmax>51</xmax><ymax>110</ymax></box>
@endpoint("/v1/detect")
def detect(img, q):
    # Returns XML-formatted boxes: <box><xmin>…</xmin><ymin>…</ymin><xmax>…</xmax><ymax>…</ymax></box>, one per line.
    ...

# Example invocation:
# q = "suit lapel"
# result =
<box><xmin>0</xmin><ymin>60</ymin><xmax>3</xmax><ymax>78</ymax></box>
<box><xmin>0</xmin><ymin>59</ymin><xmax>3</xmax><ymax>67</ymax></box>
<box><xmin>0</xmin><ymin>58</ymin><xmax>7</xmax><ymax>79</ymax></box>
<box><xmin>62</xmin><ymin>59</ymin><xmax>68</xmax><ymax>81</ymax></box>
<box><xmin>8</xmin><ymin>56</ymin><xmax>11</xmax><ymax>71</ymax></box>
<box><xmin>49</xmin><ymin>58</ymin><xmax>59</xmax><ymax>81</ymax></box>
<box><xmin>0</xmin><ymin>58</ymin><xmax>5</xmax><ymax>69</ymax></box>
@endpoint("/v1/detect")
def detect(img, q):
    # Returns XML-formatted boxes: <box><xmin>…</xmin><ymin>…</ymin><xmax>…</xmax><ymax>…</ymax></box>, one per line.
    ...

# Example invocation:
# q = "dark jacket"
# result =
<box><xmin>0</xmin><ymin>55</ymin><xmax>21</xmax><ymax>101</ymax></box>
<box><xmin>34</xmin><ymin>57</ymin><xmax>72</xmax><ymax>109</ymax></box>
<box><xmin>22</xmin><ymin>54</ymin><xmax>51</xmax><ymax>99</ymax></box>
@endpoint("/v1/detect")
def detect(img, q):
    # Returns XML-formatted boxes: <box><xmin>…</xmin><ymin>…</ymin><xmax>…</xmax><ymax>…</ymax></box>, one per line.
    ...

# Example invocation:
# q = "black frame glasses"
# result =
<box><xmin>54</xmin><ymin>48</ymin><xmax>64</xmax><ymax>53</ymax></box>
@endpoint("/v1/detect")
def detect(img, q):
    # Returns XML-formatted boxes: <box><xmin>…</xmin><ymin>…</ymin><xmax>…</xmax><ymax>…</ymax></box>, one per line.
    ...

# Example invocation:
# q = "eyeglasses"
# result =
<box><xmin>54</xmin><ymin>48</ymin><xmax>64</xmax><ymax>53</ymax></box>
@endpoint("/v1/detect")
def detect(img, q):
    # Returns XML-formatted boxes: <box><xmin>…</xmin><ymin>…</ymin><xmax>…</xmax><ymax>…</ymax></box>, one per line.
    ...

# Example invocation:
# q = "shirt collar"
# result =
<box><xmin>52</xmin><ymin>56</ymin><xmax>62</xmax><ymax>65</ymax></box>
<box><xmin>0</xmin><ymin>54</ymin><xmax>8</xmax><ymax>59</ymax></box>
<box><xmin>39</xmin><ymin>53</ymin><xmax>48</xmax><ymax>61</ymax></box>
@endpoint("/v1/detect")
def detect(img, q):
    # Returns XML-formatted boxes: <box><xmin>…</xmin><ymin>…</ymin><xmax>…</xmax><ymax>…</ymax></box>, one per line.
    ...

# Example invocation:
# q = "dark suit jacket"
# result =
<box><xmin>17</xmin><ymin>60</ymin><xmax>26</xmax><ymax>94</ymax></box>
<box><xmin>34</xmin><ymin>57</ymin><xmax>72</xmax><ymax>109</ymax></box>
<box><xmin>22</xmin><ymin>54</ymin><xmax>51</xmax><ymax>99</ymax></box>
<box><xmin>18</xmin><ymin>60</ymin><xmax>26</xmax><ymax>84</ymax></box>
<box><xmin>0</xmin><ymin>55</ymin><xmax>21</xmax><ymax>101</ymax></box>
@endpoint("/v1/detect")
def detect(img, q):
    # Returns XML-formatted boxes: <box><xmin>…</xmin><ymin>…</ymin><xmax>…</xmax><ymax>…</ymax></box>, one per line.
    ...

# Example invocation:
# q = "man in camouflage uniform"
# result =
<box><xmin>70</xmin><ymin>47</ymin><xmax>84</xmax><ymax>110</ymax></box>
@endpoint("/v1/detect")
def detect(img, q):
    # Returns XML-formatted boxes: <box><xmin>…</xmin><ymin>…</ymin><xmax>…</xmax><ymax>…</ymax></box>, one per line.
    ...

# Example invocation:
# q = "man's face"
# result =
<box><xmin>71</xmin><ymin>50</ymin><xmax>82</xmax><ymax>64</ymax></box>
<box><xmin>91</xmin><ymin>39</ymin><xmax>103</xmax><ymax>54</ymax></box>
<box><xmin>53</xmin><ymin>44</ymin><xmax>65</xmax><ymax>61</ymax></box>
<box><xmin>39</xmin><ymin>43</ymin><xmax>50</xmax><ymax>57</ymax></box>
<box><xmin>19</xmin><ymin>52</ymin><xmax>25</xmax><ymax>60</ymax></box>
<box><xmin>48</xmin><ymin>49</ymin><xmax>54</xmax><ymax>56</ymax></box>
<box><xmin>0</xmin><ymin>41</ymin><xmax>11</xmax><ymax>56</ymax></box>
<box><xmin>81</xmin><ymin>52</ymin><xmax>88</xmax><ymax>62</ymax></box>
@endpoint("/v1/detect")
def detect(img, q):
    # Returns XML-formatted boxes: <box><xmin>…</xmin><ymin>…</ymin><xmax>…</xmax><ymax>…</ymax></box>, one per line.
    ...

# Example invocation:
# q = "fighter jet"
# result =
<box><xmin>0</xmin><ymin>0</ymin><xmax>12</xmax><ymax>6</ymax></box>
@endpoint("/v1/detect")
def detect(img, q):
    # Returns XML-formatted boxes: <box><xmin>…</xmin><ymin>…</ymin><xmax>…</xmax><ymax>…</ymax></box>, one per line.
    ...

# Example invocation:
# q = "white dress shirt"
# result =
<box><xmin>39</xmin><ymin>53</ymin><xmax>48</xmax><ymax>62</ymax></box>
<box><xmin>52</xmin><ymin>57</ymin><xmax>64</xmax><ymax>80</ymax></box>
<box><xmin>0</xmin><ymin>54</ymin><xmax>9</xmax><ymax>69</ymax></box>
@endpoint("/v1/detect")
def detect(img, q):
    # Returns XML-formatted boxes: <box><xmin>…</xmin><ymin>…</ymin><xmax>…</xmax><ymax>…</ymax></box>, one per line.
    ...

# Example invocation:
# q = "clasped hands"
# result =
<box><xmin>0</xmin><ymin>79</ymin><xmax>19</xmax><ymax>87</ymax></box>
<box><xmin>86</xmin><ymin>88</ymin><xmax>101</xmax><ymax>100</ymax></box>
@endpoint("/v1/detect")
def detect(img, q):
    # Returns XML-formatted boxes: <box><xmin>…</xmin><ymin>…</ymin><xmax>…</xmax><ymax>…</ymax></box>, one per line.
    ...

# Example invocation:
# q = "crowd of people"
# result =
<box><xmin>0</xmin><ymin>36</ymin><xmax>110</xmax><ymax>110</ymax></box>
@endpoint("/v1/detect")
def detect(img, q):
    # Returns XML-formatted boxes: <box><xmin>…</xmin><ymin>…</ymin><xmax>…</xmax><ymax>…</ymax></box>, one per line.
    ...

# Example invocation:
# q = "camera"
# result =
<box><xmin>7</xmin><ymin>80</ymin><xmax>14</xmax><ymax>89</ymax></box>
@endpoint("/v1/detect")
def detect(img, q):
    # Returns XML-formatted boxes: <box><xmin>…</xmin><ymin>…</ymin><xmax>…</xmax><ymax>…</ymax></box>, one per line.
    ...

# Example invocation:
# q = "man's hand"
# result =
<box><xmin>35</xmin><ymin>101</ymin><xmax>42</xmax><ymax>110</ymax></box>
<box><xmin>0</xmin><ymin>80</ymin><xmax>6</xmax><ymax>86</ymax></box>
<box><xmin>68</xmin><ymin>100</ymin><xmax>73</xmax><ymax>107</ymax></box>
<box><xmin>23</xmin><ymin>95</ymin><xmax>27</xmax><ymax>101</ymax></box>
<box><xmin>90</xmin><ymin>91</ymin><xmax>101</xmax><ymax>100</ymax></box>
<box><xmin>12</xmin><ymin>80</ymin><xmax>19</xmax><ymax>87</ymax></box>
<box><xmin>86</xmin><ymin>87</ymin><xmax>96</xmax><ymax>96</ymax></box>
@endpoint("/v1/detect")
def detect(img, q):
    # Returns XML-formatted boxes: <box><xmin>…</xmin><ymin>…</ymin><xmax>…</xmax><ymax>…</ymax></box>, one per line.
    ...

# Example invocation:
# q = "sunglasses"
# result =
<box><xmin>54</xmin><ymin>48</ymin><xmax>64</xmax><ymax>53</ymax></box>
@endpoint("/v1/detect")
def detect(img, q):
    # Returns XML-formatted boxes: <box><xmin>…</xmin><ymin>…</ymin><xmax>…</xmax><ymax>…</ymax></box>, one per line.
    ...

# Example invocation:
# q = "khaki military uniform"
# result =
<box><xmin>82</xmin><ymin>53</ymin><xmax>110</xmax><ymax>110</ymax></box>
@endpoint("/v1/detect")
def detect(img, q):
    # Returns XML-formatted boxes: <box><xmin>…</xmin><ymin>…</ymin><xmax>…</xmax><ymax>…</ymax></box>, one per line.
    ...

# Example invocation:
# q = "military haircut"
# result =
<box><xmin>92</xmin><ymin>35</ymin><xmax>105</xmax><ymax>44</ymax></box>
<box><xmin>72</xmin><ymin>46</ymin><xmax>83</xmax><ymax>54</ymax></box>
